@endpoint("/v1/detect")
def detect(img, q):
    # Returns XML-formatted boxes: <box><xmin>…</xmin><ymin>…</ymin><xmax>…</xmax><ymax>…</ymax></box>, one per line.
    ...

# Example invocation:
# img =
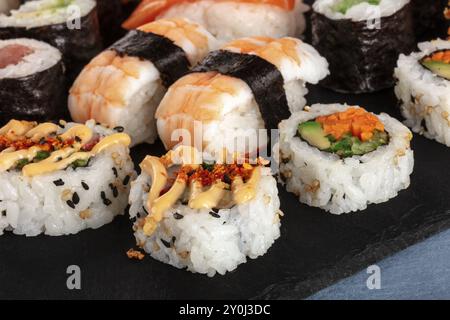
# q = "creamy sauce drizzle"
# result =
<box><xmin>140</xmin><ymin>146</ymin><xmax>260</xmax><ymax>236</ymax></box>
<box><xmin>0</xmin><ymin>120</ymin><xmax>131</xmax><ymax>177</ymax></box>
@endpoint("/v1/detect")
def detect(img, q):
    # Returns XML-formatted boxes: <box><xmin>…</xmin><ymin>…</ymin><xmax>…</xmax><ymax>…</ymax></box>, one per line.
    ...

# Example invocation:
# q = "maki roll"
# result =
<box><xmin>0</xmin><ymin>0</ymin><xmax>102</xmax><ymax>78</ymax></box>
<box><xmin>122</xmin><ymin>0</ymin><xmax>308</xmax><ymax>43</ymax></box>
<box><xmin>412</xmin><ymin>0</ymin><xmax>448</xmax><ymax>41</ymax></box>
<box><xmin>0</xmin><ymin>38</ymin><xmax>65</xmax><ymax>122</ymax></box>
<box><xmin>96</xmin><ymin>0</ymin><xmax>124</xmax><ymax>46</ymax></box>
<box><xmin>0</xmin><ymin>0</ymin><xmax>19</xmax><ymax>14</ymax></box>
<box><xmin>311</xmin><ymin>0</ymin><xmax>415</xmax><ymax>93</ymax></box>
<box><xmin>0</xmin><ymin>119</ymin><xmax>136</xmax><ymax>236</ymax></box>
<box><xmin>69</xmin><ymin>18</ymin><xmax>218</xmax><ymax>146</ymax></box>
<box><xmin>128</xmin><ymin>146</ymin><xmax>282</xmax><ymax>276</ymax></box>
<box><xmin>395</xmin><ymin>39</ymin><xmax>450</xmax><ymax>147</ymax></box>
<box><xmin>156</xmin><ymin>37</ymin><xmax>329</xmax><ymax>156</ymax></box>
<box><xmin>279</xmin><ymin>104</ymin><xmax>414</xmax><ymax>214</ymax></box>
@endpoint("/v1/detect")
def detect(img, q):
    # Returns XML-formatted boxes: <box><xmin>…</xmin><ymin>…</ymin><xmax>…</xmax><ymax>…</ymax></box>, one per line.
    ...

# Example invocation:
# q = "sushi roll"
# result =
<box><xmin>412</xmin><ymin>0</ymin><xmax>448</xmax><ymax>41</ymax></box>
<box><xmin>0</xmin><ymin>0</ymin><xmax>102</xmax><ymax>79</ymax></box>
<box><xmin>311</xmin><ymin>0</ymin><xmax>415</xmax><ymax>93</ymax></box>
<box><xmin>122</xmin><ymin>0</ymin><xmax>308</xmax><ymax>43</ymax></box>
<box><xmin>0</xmin><ymin>119</ymin><xmax>136</xmax><ymax>236</ymax></box>
<box><xmin>128</xmin><ymin>146</ymin><xmax>282</xmax><ymax>276</ymax></box>
<box><xmin>279</xmin><ymin>104</ymin><xmax>414</xmax><ymax>214</ymax></box>
<box><xmin>0</xmin><ymin>38</ymin><xmax>65</xmax><ymax>122</ymax></box>
<box><xmin>395</xmin><ymin>39</ymin><xmax>450</xmax><ymax>147</ymax></box>
<box><xmin>0</xmin><ymin>0</ymin><xmax>19</xmax><ymax>14</ymax></box>
<box><xmin>69</xmin><ymin>18</ymin><xmax>218</xmax><ymax>146</ymax></box>
<box><xmin>156</xmin><ymin>36</ymin><xmax>329</xmax><ymax>156</ymax></box>
<box><xmin>95</xmin><ymin>0</ymin><xmax>124</xmax><ymax>46</ymax></box>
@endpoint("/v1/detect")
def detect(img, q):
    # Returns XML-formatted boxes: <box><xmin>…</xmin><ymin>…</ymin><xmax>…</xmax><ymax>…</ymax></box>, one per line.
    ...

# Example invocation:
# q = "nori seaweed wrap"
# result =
<box><xmin>0</xmin><ymin>0</ymin><xmax>102</xmax><ymax>80</ymax></box>
<box><xmin>193</xmin><ymin>50</ymin><xmax>290</xmax><ymax>130</ymax></box>
<box><xmin>0</xmin><ymin>38</ymin><xmax>65</xmax><ymax>122</ymax></box>
<box><xmin>96</xmin><ymin>0</ymin><xmax>124</xmax><ymax>46</ymax></box>
<box><xmin>412</xmin><ymin>0</ymin><xmax>448</xmax><ymax>41</ymax></box>
<box><xmin>311</xmin><ymin>0</ymin><xmax>415</xmax><ymax>93</ymax></box>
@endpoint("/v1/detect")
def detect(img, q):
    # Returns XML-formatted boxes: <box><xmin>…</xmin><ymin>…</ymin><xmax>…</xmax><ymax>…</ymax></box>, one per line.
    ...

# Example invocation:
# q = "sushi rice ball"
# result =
<box><xmin>0</xmin><ymin>119</ymin><xmax>136</xmax><ymax>236</ymax></box>
<box><xmin>395</xmin><ymin>39</ymin><xmax>450</xmax><ymax>147</ymax></box>
<box><xmin>128</xmin><ymin>146</ymin><xmax>282</xmax><ymax>276</ymax></box>
<box><xmin>279</xmin><ymin>104</ymin><xmax>414</xmax><ymax>214</ymax></box>
<box><xmin>122</xmin><ymin>0</ymin><xmax>309</xmax><ymax>43</ymax></box>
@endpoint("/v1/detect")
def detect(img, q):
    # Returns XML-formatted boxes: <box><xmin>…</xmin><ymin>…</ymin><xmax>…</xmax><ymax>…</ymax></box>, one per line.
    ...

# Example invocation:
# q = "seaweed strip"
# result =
<box><xmin>412</xmin><ymin>0</ymin><xmax>448</xmax><ymax>41</ymax></box>
<box><xmin>0</xmin><ymin>6</ymin><xmax>102</xmax><ymax>80</ymax></box>
<box><xmin>193</xmin><ymin>50</ymin><xmax>290</xmax><ymax>130</ymax></box>
<box><xmin>111</xmin><ymin>30</ymin><xmax>191</xmax><ymax>87</ymax></box>
<box><xmin>96</xmin><ymin>0</ymin><xmax>125</xmax><ymax>46</ymax></box>
<box><xmin>0</xmin><ymin>60</ymin><xmax>65</xmax><ymax>122</ymax></box>
<box><xmin>311</xmin><ymin>3</ymin><xmax>415</xmax><ymax>93</ymax></box>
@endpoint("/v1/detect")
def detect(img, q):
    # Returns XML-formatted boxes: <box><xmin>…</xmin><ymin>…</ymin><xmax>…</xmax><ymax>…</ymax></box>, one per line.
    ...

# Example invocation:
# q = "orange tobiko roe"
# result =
<box><xmin>122</xmin><ymin>0</ymin><xmax>296</xmax><ymax>30</ymax></box>
<box><xmin>316</xmin><ymin>108</ymin><xmax>385</xmax><ymax>142</ymax></box>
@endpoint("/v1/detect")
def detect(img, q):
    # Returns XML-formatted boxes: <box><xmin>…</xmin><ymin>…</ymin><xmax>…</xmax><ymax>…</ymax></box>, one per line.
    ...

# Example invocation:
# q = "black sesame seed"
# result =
<box><xmin>57</xmin><ymin>157</ymin><xmax>63</xmax><ymax>161</ymax></box>
<box><xmin>223</xmin><ymin>174</ymin><xmax>231</xmax><ymax>184</ymax></box>
<box><xmin>1</xmin><ymin>210</ymin><xmax>6</xmax><ymax>217</ymax></box>
<box><xmin>72</xmin><ymin>192</ymin><xmax>80</xmax><ymax>205</ymax></box>
<box><xmin>53</xmin><ymin>179</ymin><xmax>64</xmax><ymax>186</ymax></box>
<box><xmin>101</xmin><ymin>191</ymin><xmax>106</xmax><ymax>199</ymax></box>
<box><xmin>172</xmin><ymin>236</ymin><xmax>176</xmax><ymax>244</ymax></box>
<box><xmin>66</xmin><ymin>200</ymin><xmax>75</xmax><ymax>209</ymax></box>
<box><xmin>211</xmin><ymin>208</ymin><xmax>219</xmax><ymax>213</ymax></box>
<box><xmin>123</xmin><ymin>175</ymin><xmax>130</xmax><ymax>186</ymax></box>
<box><xmin>112</xmin><ymin>167</ymin><xmax>118</xmax><ymax>177</ymax></box>
<box><xmin>113</xmin><ymin>126</ymin><xmax>124</xmax><ymax>132</ymax></box>
<box><xmin>209</xmin><ymin>211</ymin><xmax>220</xmax><ymax>218</ymax></box>
<box><xmin>142</xmin><ymin>206</ymin><xmax>149</xmax><ymax>214</ymax></box>
<box><xmin>173</xmin><ymin>212</ymin><xmax>184</xmax><ymax>220</ymax></box>
<box><xmin>103</xmin><ymin>198</ymin><xmax>112</xmax><ymax>206</ymax></box>
<box><xmin>161</xmin><ymin>239</ymin><xmax>171</xmax><ymax>248</ymax></box>
<box><xmin>75</xmin><ymin>136</ymin><xmax>82</xmax><ymax>143</ymax></box>
<box><xmin>81</xmin><ymin>182</ymin><xmax>89</xmax><ymax>190</ymax></box>
<box><xmin>113</xmin><ymin>187</ymin><xmax>119</xmax><ymax>198</ymax></box>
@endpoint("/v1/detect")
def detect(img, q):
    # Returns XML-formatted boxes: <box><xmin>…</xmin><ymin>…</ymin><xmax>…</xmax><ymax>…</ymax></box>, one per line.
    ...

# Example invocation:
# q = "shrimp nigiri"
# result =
<box><xmin>69</xmin><ymin>18</ymin><xmax>218</xmax><ymax>146</ymax></box>
<box><xmin>156</xmin><ymin>36</ymin><xmax>329</xmax><ymax>156</ymax></box>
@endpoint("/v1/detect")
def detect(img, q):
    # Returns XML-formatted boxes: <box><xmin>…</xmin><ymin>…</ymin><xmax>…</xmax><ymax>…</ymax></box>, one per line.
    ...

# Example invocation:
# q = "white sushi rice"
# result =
<box><xmin>279</xmin><ymin>103</ymin><xmax>414</xmax><ymax>214</ymax></box>
<box><xmin>0</xmin><ymin>0</ymin><xmax>96</xmax><ymax>28</ymax></box>
<box><xmin>0</xmin><ymin>38</ymin><xmax>62</xmax><ymax>79</ymax></box>
<box><xmin>159</xmin><ymin>0</ymin><xmax>308</xmax><ymax>43</ymax></box>
<box><xmin>129</xmin><ymin>167</ymin><xmax>281</xmax><ymax>277</ymax></box>
<box><xmin>313</xmin><ymin>0</ymin><xmax>410</xmax><ymax>21</ymax></box>
<box><xmin>0</xmin><ymin>121</ymin><xmax>136</xmax><ymax>236</ymax></box>
<box><xmin>394</xmin><ymin>39</ymin><xmax>450</xmax><ymax>147</ymax></box>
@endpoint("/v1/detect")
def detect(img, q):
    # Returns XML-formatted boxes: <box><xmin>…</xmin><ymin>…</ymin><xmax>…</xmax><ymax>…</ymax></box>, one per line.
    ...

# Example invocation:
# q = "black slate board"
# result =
<box><xmin>0</xmin><ymin>84</ymin><xmax>449</xmax><ymax>300</ymax></box>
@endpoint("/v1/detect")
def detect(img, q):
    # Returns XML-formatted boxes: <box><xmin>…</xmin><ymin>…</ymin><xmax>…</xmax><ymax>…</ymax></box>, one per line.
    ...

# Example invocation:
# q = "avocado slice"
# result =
<box><xmin>333</xmin><ymin>0</ymin><xmax>380</xmax><ymax>14</ymax></box>
<box><xmin>298</xmin><ymin>121</ymin><xmax>331</xmax><ymax>150</ymax></box>
<box><xmin>421</xmin><ymin>60</ymin><xmax>450</xmax><ymax>80</ymax></box>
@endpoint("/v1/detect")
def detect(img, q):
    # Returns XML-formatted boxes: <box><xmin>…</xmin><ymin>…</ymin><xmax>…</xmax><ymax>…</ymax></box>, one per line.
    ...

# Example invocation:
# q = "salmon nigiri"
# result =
<box><xmin>123</xmin><ymin>0</ymin><xmax>308</xmax><ymax>43</ymax></box>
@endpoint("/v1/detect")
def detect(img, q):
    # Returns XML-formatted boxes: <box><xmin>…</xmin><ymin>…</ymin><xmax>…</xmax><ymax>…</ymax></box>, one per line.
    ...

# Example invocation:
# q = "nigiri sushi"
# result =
<box><xmin>122</xmin><ymin>0</ymin><xmax>308</xmax><ymax>43</ymax></box>
<box><xmin>156</xmin><ymin>36</ymin><xmax>329</xmax><ymax>156</ymax></box>
<box><xmin>69</xmin><ymin>18</ymin><xmax>218</xmax><ymax>146</ymax></box>
<box><xmin>0</xmin><ymin>119</ymin><xmax>136</xmax><ymax>236</ymax></box>
<box><xmin>128</xmin><ymin>145</ymin><xmax>282</xmax><ymax>276</ymax></box>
